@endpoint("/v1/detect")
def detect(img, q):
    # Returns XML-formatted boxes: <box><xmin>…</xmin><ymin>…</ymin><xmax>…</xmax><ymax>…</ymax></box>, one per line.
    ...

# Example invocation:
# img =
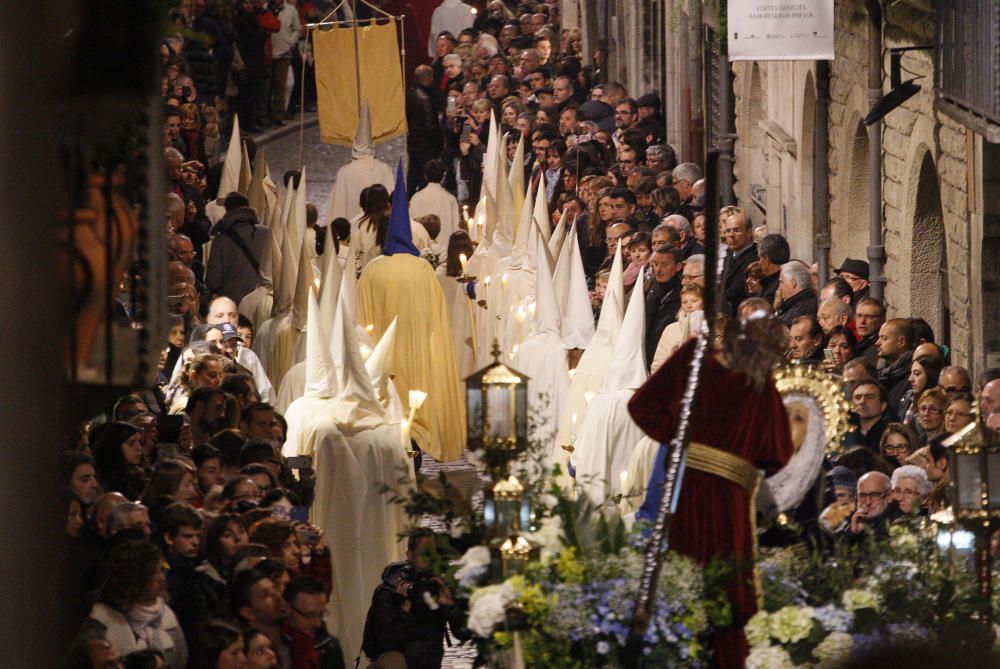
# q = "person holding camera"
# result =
<box><xmin>361</xmin><ymin>532</ymin><xmax>468</xmax><ymax>669</ymax></box>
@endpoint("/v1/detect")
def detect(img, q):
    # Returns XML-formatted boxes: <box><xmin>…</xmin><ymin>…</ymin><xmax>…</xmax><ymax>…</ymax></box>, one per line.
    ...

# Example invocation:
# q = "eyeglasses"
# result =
<box><xmin>857</xmin><ymin>490</ymin><xmax>889</xmax><ymax>502</ymax></box>
<box><xmin>883</xmin><ymin>443</ymin><xmax>910</xmax><ymax>454</ymax></box>
<box><xmin>291</xmin><ymin>604</ymin><xmax>328</xmax><ymax>620</ymax></box>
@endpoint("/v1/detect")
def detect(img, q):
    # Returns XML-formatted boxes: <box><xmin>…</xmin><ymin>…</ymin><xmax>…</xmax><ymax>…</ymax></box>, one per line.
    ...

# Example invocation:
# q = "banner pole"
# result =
<box><xmin>351</xmin><ymin>0</ymin><xmax>362</xmax><ymax>121</ymax></box>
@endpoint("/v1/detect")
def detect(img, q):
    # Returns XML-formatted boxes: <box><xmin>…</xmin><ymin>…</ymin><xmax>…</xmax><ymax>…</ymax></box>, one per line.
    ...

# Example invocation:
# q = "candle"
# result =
<box><xmin>501</xmin><ymin>273</ymin><xmax>509</xmax><ymax>288</ymax></box>
<box><xmin>459</xmin><ymin>253</ymin><xmax>468</xmax><ymax>275</ymax></box>
<box><xmin>365</xmin><ymin>324</ymin><xmax>375</xmax><ymax>334</ymax></box>
<box><xmin>401</xmin><ymin>417</ymin><xmax>410</xmax><ymax>450</ymax></box>
<box><xmin>571</xmin><ymin>412</ymin><xmax>577</xmax><ymax>432</ymax></box>
<box><xmin>620</xmin><ymin>470</ymin><xmax>628</xmax><ymax>494</ymax></box>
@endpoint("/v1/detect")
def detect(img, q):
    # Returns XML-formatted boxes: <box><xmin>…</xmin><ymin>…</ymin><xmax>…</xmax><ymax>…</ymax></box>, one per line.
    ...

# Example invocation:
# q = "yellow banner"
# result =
<box><xmin>313</xmin><ymin>20</ymin><xmax>407</xmax><ymax>146</ymax></box>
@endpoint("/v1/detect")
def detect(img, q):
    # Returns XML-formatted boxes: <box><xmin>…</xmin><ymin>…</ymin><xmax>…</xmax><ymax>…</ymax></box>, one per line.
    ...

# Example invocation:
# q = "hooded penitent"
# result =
<box><xmin>285</xmin><ymin>264</ymin><xmax>413</xmax><ymax>662</ymax></box>
<box><xmin>357</xmin><ymin>167</ymin><xmax>466</xmax><ymax>462</ymax></box>
<box><xmin>572</xmin><ymin>269</ymin><xmax>648</xmax><ymax>503</ymax></box>
<box><xmin>512</xmin><ymin>229</ymin><xmax>569</xmax><ymax>449</ymax></box>
<box><xmin>554</xmin><ymin>240</ymin><xmax>625</xmax><ymax>457</ymax></box>
<box><xmin>324</xmin><ymin>101</ymin><xmax>395</xmax><ymax>224</ymax></box>
<box><xmin>260</xmin><ymin>170</ymin><xmax>311</xmax><ymax>389</ymax></box>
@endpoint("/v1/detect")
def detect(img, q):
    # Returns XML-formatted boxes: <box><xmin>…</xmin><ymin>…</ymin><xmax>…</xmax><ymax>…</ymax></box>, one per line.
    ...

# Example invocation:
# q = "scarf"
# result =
<box><xmin>127</xmin><ymin>598</ymin><xmax>165</xmax><ymax>650</ymax></box>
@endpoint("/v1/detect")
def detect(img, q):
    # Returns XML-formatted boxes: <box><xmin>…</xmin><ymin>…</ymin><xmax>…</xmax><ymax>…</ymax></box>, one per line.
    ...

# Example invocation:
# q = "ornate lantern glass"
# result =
<box><xmin>943</xmin><ymin>419</ymin><xmax>1000</xmax><ymax>521</ymax></box>
<box><xmin>465</xmin><ymin>341</ymin><xmax>529</xmax><ymax>476</ymax></box>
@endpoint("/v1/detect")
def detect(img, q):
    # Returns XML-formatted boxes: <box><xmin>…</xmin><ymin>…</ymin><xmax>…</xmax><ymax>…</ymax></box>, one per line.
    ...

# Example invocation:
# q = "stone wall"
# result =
<box><xmin>732</xmin><ymin>0</ymin><xmax>977</xmax><ymax>366</ymax></box>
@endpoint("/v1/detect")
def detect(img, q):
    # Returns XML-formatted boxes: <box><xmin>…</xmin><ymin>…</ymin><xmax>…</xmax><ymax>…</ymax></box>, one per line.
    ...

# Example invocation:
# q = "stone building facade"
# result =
<box><xmin>730</xmin><ymin>0</ymin><xmax>997</xmax><ymax>377</ymax></box>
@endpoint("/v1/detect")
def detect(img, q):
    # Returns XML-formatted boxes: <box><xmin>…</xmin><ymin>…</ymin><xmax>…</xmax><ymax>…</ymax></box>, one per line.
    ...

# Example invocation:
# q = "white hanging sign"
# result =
<box><xmin>728</xmin><ymin>1</ymin><xmax>835</xmax><ymax>61</ymax></box>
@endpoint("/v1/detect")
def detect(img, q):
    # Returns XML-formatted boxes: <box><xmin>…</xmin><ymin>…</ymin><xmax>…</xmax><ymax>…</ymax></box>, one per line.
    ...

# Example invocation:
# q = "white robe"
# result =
<box><xmin>324</xmin><ymin>158</ymin><xmax>394</xmax><ymax>225</ymax></box>
<box><xmin>513</xmin><ymin>331</ymin><xmax>569</xmax><ymax>448</ymax></box>
<box><xmin>409</xmin><ymin>182</ymin><xmax>462</xmax><ymax>245</ymax></box>
<box><xmin>300</xmin><ymin>416</ymin><xmax>413</xmax><ymax>663</ymax></box>
<box><xmin>571</xmin><ymin>389</ymin><xmax>647</xmax><ymax>504</ymax></box>
<box><xmin>427</xmin><ymin>0</ymin><xmax>475</xmax><ymax>56</ymax></box>
<box><xmin>437</xmin><ymin>271</ymin><xmax>477</xmax><ymax>379</ymax></box>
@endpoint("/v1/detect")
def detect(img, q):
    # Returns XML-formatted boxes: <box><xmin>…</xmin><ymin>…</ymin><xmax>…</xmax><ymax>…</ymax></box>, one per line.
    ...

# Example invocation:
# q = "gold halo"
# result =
<box><xmin>773</xmin><ymin>364</ymin><xmax>851</xmax><ymax>457</ymax></box>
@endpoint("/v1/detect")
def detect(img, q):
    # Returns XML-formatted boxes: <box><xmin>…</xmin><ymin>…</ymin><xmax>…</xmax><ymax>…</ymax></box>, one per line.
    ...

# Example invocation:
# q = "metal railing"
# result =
<box><xmin>936</xmin><ymin>0</ymin><xmax>1000</xmax><ymax>127</ymax></box>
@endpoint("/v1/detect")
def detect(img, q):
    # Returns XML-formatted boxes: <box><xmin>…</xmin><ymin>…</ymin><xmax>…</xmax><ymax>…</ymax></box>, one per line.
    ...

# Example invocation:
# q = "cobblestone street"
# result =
<box><xmin>256</xmin><ymin>115</ymin><xmax>406</xmax><ymax>224</ymax></box>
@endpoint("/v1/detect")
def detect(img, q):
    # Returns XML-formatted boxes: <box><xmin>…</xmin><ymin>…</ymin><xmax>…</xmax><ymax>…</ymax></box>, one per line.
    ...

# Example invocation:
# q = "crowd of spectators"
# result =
<box><xmin>60</xmin><ymin>0</ymin><xmax>1000</xmax><ymax>667</ymax></box>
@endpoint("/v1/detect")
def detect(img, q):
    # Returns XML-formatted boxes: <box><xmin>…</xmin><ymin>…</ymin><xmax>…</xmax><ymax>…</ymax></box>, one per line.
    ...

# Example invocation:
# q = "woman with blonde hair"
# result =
<box><xmin>168</xmin><ymin>352</ymin><xmax>226</xmax><ymax>414</ymax></box>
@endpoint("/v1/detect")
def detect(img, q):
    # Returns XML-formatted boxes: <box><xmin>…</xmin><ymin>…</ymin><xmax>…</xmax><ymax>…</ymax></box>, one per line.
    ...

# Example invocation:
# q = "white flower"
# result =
<box><xmin>814</xmin><ymin>631</ymin><xmax>853</xmax><ymax>668</ymax></box>
<box><xmin>596</xmin><ymin>640</ymin><xmax>610</xmax><ymax>655</ymax></box>
<box><xmin>454</xmin><ymin>546</ymin><xmax>491</xmax><ymax>588</ymax></box>
<box><xmin>769</xmin><ymin>605</ymin><xmax>815</xmax><ymax>644</ymax></box>
<box><xmin>523</xmin><ymin>515</ymin><xmax>562</xmax><ymax>562</ymax></box>
<box><xmin>467</xmin><ymin>584</ymin><xmax>515</xmax><ymax>637</ymax></box>
<box><xmin>745</xmin><ymin>645</ymin><xmax>795</xmax><ymax>669</ymax></box>
<box><xmin>842</xmin><ymin>589</ymin><xmax>882</xmax><ymax>614</ymax></box>
<box><xmin>745</xmin><ymin>611</ymin><xmax>772</xmax><ymax>647</ymax></box>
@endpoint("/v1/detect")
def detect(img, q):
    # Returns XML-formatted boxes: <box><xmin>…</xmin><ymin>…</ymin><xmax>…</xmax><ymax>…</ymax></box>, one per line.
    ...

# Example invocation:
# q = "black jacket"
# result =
<box><xmin>858</xmin><ymin>333</ymin><xmax>879</xmax><ymax>362</ymax></box>
<box><xmin>165</xmin><ymin>552</ymin><xmax>227</xmax><ymax>642</ymax></box>
<box><xmin>775</xmin><ymin>288</ymin><xmax>818</xmax><ymax>327</ymax></box>
<box><xmin>722</xmin><ymin>243</ymin><xmax>758</xmax><ymax>316</ymax></box>
<box><xmin>362</xmin><ymin>562</ymin><xmax>468</xmax><ymax>669</ymax></box>
<box><xmin>645</xmin><ymin>273</ymin><xmax>682</xmax><ymax>367</ymax></box>
<box><xmin>406</xmin><ymin>83</ymin><xmax>442</xmax><ymax>157</ymax></box>
<box><xmin>679</xmin><ymin>236</ymin><xmax>705</xmax><ymax>260</ymax></box>
<box><xmin>842</xmin><ymin>412</ymin><xmax>890</xmax><ymax>453</ymax></box>
<box><xmin>880</xmin><ymin>350</ymin><xmax>914</xmax><ymax>420</ymax></box>
<box><xmin>759</xmin><ymin>270</ymin><xmax>780</xmax><ymax>307</ymax></box>
<box><xmin>206</xmin><ymin>207</ymin><xmax>271</xmax><ymax>305</ymax></box>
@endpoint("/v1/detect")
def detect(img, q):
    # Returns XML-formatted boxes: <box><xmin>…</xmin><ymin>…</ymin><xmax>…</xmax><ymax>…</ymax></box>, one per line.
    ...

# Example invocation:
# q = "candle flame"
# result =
<box><xmin>584</xmin><ymin>391</ymin><xmax>595</xmax><ymax>404</ymax></box>
<box><xmin>408</xmin><ymin>389</ymin><xmax>428</xmax><ymax>410</ymax></box>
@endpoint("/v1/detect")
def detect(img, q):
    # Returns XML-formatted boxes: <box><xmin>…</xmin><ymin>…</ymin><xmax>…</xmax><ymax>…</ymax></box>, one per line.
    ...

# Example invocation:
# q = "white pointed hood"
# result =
<box><xmin>351</xmin><ymin>101</ymin><xmax>375</xmax><ymax>160</ymax></box>
<box><xmin>532</xmin><ymin>174</ymin><xmax>551</xmax><ymax>245</ymax></box>
<box><xmin>291</xmin><ymin>233</ymin><xmax>314</xmax><ymax>330</ymax></box>
<box><xmin>533</xmin><ymin>231</ymin><xmax>561</xmax><ymax>336</ymax></box>
<box><xmin>600</xmin><ymin>267</ymin><xmax>647</xmax><ymax>392</ymax></box>
<box><xmin>304</xmin><ymin>285</ymin><xmax>337</xmax><ymax>397</ymax></box>
<box><xmin>588</xmin><ymin>240</ymin><xmax>625</xmax><ymax>358</ymax></box>
<box><xmin>331</xmin><ymin>275</ymin><xmax>385</xmax><ymax>422</ymax></box>
<box><xmin>364</xmin><ymin>316</ymin><xmax>398</xmax><ymax>388</ymax></box>
<box><xmin>239</xmin><ymin>140</ymin><xmax>253</xmax><ymax>195</ymax></box>
<box><xmin>290</xmin><ymin>170</ymin><xmax>312</xmax><ymax>329</ymax></box>
<box><xmin>547</xmin><ymin>215</ymin><xmax>566</xmax><ymax>259</ymax></box>
<box><xmin>273</xmin><ymin>182</ymin><xmax>298</xmax><ymax>315</ymax></box>
<box><xmin>552</xmin><ymin>221</ymin><xmax>572</xmax><ymax>310</ymax></box>
<box><xmin>507</xmin><ymin>134</ymin><xmax>526</xmax><ymax>227</ymax></box>
<box><xmin>364</xmin><ymin>317</ymin><xmax>405</xmax><ymax>421</ymax></box>
<box><xmin>490</xmin><ymin>133</ymin><xmax>516</xmax><ymax>256</ymax></box>
<box><xmin>247</xmin><ymin>149</ymin><xmax>268</xmax><ymax>219</ymax></box>
<box><xmin>508</xmin><ymin>173</ymin><xmax>535</xmax><ymax>270</ymax></box>
<box><xmin>218</xmin><ymin>113</ymin><xmax>242</xmax><ymax>198</ymax></box>
<box><xmin>562</xmin><ymin>221</ymin><xmax>597</xmax><ymax>349</ymax></box>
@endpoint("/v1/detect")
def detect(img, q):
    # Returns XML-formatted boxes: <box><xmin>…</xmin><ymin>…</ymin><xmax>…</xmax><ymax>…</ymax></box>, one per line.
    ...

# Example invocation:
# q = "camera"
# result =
<box><xmin>388</xmin><ymin>562</ymin><xmax>440</xmax><ymax>605</ymax></box>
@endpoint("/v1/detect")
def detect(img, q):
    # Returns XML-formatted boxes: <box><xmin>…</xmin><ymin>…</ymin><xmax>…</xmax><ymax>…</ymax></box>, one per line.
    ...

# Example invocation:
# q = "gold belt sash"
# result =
<box><xmin>686</xmin><ymin>442</ymin><xmax>759</xmax><ymax>494</ymax></box>
<box><xmin>685</xmin><ymin>441</ymin><xmax>764</xmax><ymax>609</ymax></box>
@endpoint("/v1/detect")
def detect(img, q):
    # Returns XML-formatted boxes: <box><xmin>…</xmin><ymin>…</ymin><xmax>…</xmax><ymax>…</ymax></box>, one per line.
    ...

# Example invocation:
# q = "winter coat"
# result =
<box><xmin>645</xmin><ymin>273</ymin><xmax>683</xmax><ymax>367</ymax></box>
<box><xmin>79</xmin><ymin>601</ymin><xmax>187</xmax><ymax>669</ymax></box>
<box><xmin>775</xmin><ymin>288</ymin><xmax>819</xmax><ymax>327</ymax></box>
<box><xmin>205</xmin><ymin>207</ymin><xmax>271</xmax><ymax>305</ymax></box>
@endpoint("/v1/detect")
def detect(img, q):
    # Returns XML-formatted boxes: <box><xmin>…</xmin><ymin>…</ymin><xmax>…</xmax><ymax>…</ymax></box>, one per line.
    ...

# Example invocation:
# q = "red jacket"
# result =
<box><xmin>258</xmin><ymin>9</ymin><xmax>281</xmax><ymax>64</ymax></box>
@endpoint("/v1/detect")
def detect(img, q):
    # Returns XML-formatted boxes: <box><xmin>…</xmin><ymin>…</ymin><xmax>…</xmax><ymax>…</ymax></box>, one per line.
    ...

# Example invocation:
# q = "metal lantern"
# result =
<box><xmin>943</xmin><ymin>419</ymin><xmax>1000</xmax><ymax>519</ymax></box>
<box><xmin>465</xmin><ymin>340</ymin><xmax>529</xmax><ymax>477</ymax></box>
<box><xmin>942</xmin><ymin>416</ymin><xmax>1000</xmax><ymax>626</ymax></box>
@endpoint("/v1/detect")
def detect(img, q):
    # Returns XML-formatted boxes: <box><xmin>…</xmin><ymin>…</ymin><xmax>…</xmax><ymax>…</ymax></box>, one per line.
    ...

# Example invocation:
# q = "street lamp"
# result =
<box><xmin>465</xmin><ymin>339</ymin><xmax>529</xmax><ymax>478</ymax></box>
<box><xmin>942</xmin><ymin>416</ymin><xmax>1000</xmax><ymax>627</ymax></box>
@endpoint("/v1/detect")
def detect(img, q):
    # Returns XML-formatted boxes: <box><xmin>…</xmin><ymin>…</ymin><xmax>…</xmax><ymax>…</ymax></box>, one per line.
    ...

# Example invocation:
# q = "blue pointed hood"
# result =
<box><xmin>383</xmin><ymin>161</ymin><xmax>418</xmax><ymax>256</ymax></box>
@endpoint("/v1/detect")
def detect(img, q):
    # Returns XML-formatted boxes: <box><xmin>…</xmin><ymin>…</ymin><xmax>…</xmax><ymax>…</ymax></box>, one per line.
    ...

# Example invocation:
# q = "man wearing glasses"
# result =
<box><xmin>283</xmin><ymin>575</ymin><xmax>347</xmax><ymax>669</ymax></box>
<box><xmin>847</xmin><ymin>471</ymin><xmax>898</xmax><ymax>538</ymax></box>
